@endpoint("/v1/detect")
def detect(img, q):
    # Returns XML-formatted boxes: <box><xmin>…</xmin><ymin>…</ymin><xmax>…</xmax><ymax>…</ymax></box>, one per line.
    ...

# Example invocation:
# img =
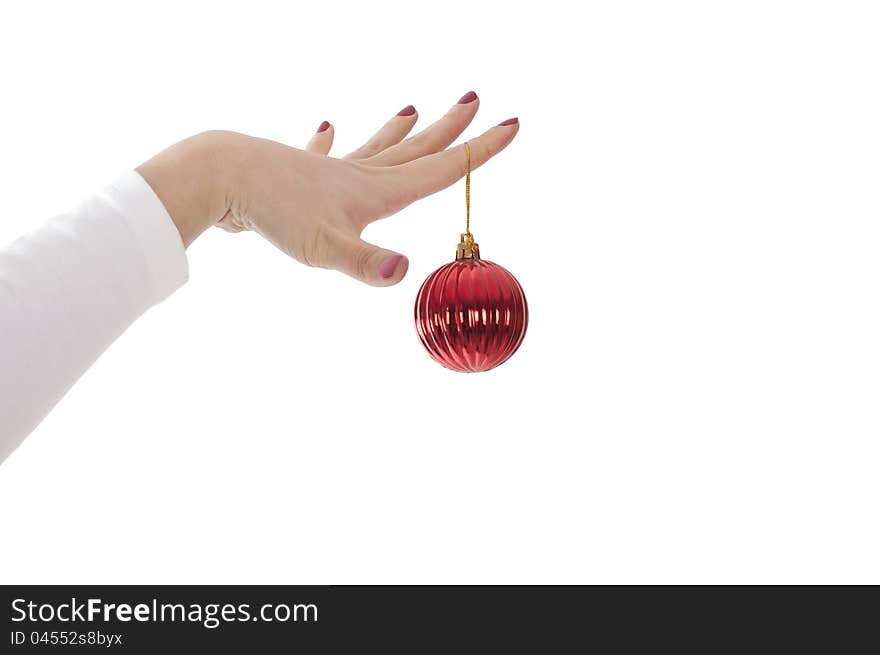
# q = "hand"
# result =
<box><xmin>137</xmin><ymin>91</ymin><xmax>519</xmax><ymax>286</ymax></box>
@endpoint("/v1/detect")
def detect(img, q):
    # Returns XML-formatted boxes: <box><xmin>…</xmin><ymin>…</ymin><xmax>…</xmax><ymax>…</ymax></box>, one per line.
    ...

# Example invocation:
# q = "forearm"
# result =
<box><xmin>0</xmin><ymin>172</ymin><xmax>188</xmax><ymax>462</ymax></box>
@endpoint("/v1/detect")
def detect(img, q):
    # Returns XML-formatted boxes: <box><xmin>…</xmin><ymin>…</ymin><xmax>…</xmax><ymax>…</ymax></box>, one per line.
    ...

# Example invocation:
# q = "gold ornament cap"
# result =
<box><xmin>456</xmin><ymin>232</ymin><xmax>480</xmax><ymax>260</ymax></box>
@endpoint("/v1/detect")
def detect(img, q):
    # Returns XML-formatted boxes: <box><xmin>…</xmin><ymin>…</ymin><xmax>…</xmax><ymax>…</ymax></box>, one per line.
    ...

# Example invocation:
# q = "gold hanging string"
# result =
<box><xmin>465</xmin><ymin>141</ymin><xmax>471</xmax><ymax>238</ymax></box>
<box><xmin>456</xmin><ymin>142</ymin><xmax>480</xmax><ymax>260</ymax></box>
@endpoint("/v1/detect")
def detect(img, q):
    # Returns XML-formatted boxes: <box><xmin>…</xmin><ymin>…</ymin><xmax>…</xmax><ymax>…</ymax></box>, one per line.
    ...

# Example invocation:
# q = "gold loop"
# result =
<box><xmin>455</xmin><ymin>142</ymin><xmax>480</xmax><ymax>260</ymax></box>
<box><xmin>464</xmin><ymin>142</ymin><xmax>471</xmax><ymax>237</ymax></box>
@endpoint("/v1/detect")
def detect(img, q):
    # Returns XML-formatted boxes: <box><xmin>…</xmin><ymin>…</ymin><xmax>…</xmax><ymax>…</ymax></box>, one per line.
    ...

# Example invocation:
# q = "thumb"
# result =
<box><xmin>329</xmin><ymin>232</ymin><xmax>409</xmax><ymax>286</ymax></box>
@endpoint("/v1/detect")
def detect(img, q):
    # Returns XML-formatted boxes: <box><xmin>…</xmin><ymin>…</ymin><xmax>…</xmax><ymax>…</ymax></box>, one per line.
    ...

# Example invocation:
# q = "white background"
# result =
<box><xmin>0</xmin><ymin>1</ymin><xmax>878</xmax><ymax>584</ymax></box>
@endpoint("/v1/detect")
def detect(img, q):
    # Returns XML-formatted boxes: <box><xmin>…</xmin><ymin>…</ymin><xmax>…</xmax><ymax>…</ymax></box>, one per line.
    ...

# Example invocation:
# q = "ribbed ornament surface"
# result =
<box><xmin>414</xmin><ymin>259</ymin><xmax>528</xmax><ymax>372</ymax></box>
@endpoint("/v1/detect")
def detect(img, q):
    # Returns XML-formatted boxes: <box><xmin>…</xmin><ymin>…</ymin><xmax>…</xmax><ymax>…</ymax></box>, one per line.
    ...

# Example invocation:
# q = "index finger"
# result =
<box><xmin>387</xmin><ymin>118</ymin><xmax>519</xmax><ymax>206</ymax></box>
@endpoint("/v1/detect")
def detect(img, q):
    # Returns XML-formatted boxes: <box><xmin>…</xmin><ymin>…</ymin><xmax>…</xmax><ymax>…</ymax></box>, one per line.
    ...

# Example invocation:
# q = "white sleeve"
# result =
<box><xmin>0</xmin><ymin>171</ymin><xmax>188</xmax><ymax>462</ymax></box>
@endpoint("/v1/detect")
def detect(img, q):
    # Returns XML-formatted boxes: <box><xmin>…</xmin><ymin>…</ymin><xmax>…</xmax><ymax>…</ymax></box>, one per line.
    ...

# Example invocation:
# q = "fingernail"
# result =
<box><xmin>458</xmin><ymin>90</ymin><xmax>478</xmax><ymax>104</ymax></box>
<box><xmin>380</xmin><ymin>255</ymin><xmax>404</xmax><ymax>279</ymax></box>
<box><xmin>316</xmin><ymin>120</ymin><xmax>331</xmax><ymax>133</ymax></box>
<box><xmin>397</xmin><ymin>104</ymin><xmax>416</xmax><ymax>116</ymax></box>
<box><xmin>498</xmin><ymin>117</ymin><xmax>519</xmax><ymax>126</ymax></box>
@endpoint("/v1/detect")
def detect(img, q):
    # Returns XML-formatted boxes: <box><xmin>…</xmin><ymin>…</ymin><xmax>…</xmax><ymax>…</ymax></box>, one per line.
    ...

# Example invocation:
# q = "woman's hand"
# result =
<box><xmin>137</xmin><ymin>91</ymin><xmax>519</xmax><ymax>286</ymax></box>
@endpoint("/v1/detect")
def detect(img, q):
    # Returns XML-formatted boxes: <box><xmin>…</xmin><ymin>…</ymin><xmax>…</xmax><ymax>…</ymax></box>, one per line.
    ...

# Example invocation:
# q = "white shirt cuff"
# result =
<box><xmin>101</xmin><ymin>170</ymin><xmax>189</xmax><ymax>305</ymax></box>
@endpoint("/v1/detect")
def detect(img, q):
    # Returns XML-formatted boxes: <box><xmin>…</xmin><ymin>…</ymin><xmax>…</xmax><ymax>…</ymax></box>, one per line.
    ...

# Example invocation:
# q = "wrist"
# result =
<box><xmin>137</xmin><ymin>130</ymin><xmax>239</xmax><ymax>248</ymax></box>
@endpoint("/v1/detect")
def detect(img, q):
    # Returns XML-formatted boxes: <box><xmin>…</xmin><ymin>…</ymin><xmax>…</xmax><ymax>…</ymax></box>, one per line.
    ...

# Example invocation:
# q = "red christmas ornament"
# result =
<box><xmin>414</xmin><ymin>143</ymin><xmax>528</xmax><ymax>372</ymax></box>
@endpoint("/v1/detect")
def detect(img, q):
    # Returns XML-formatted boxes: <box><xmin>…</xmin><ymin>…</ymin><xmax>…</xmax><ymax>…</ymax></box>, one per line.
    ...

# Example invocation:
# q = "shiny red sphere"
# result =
<box><xmin>414</xmin><ymin>258</ymin><xmax>528</xmax><ymax>372</ymax></box>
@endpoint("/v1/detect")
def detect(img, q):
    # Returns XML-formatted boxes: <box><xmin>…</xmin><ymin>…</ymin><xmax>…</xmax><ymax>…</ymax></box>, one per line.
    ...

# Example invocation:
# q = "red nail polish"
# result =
<box><xmin>498</xmin><ymin>117</ymin><xmax>519</xmax><ymax>126</ymax></box>
<box><xmin>380</xmin><ymin>255</ymin><xmax>404</xmax><ymax>279</ymax></box>
<box><xmin>317</xmin><ymin>120</ymin><xmax>331</xmax><ymax>133</ymax></box>
<box><xmin>458</xmin><ymin>90</ymin><xmax>478</xmax><ymax>104</ymax></box>
<box><xmin>397</xmin><ymin>105</ymin><xmax>416</xmax><ymax>117</ymax></box>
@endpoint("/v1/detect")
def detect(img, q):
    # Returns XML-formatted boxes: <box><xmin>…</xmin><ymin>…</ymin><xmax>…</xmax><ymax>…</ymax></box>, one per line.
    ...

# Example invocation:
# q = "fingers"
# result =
<box><xmin>328</xmin><ymin>232</ymin><xmax>409</xmax><ymax>286</ymax></box>
<box><xmin>344</xmin><ymin>105</ymin><xmax>419</xmax><ymax>160</ymax></box>
<box><xmin>385</xmin><ymin>118</ymin><xmax>519</xmax><ymax>207</ymax></box>
<box><xmin>363</xmin><ymin>91</ymin><xmax>480</xmax><ymax>167</ymax></box>
<box><xmin>305</xmin><ymin>120</ymin><xmax>334</xmax><ymax>155</ymax></box>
